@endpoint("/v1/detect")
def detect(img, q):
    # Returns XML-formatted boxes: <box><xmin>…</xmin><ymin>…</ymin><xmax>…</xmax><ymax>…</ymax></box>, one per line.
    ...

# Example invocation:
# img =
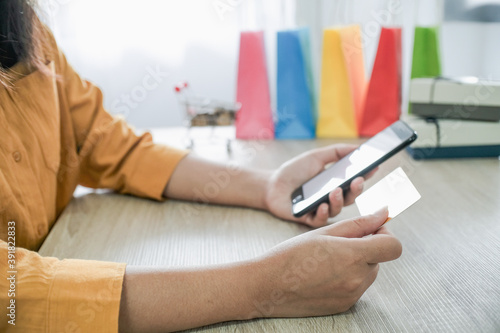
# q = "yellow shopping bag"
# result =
<box><xmin>317</xmin><ymin>25</ymin><xmax>366</xmax><ymax>138</ymax></box>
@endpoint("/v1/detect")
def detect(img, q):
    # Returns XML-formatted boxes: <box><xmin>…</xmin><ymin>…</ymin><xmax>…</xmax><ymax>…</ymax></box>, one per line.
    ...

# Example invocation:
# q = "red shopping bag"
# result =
<box><xmin>359</xmin><ymin>27</ymin><xmax>402</xmax><ymax>137</ymax></box>
<box><xmin>235</xmin><ymin>31</ymin><xmax>274</xmax><ymax>139</ymax></box>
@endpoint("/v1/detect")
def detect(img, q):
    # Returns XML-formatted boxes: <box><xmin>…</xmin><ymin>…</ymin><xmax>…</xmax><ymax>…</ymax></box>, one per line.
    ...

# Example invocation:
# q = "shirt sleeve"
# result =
<box><xmin>54</xmin><ymin>41</ymin><xmax>188</xmax><ymax>200</ymax></box>
<box><xmin>0</xmin><ymin>241</ymin><xmax>126</xmax><ymax>332</ymax></box>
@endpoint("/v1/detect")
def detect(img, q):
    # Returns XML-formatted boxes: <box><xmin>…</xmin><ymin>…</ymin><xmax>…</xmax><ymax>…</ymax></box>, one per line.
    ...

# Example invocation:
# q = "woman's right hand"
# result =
<box><xmin>119</xmin><ymin>208</ymin><xmax>401</xmax><ymax>332</ymax></box>
<box><xmin>247</xmin><ymin>207</ymin><xmax>402</xmax><ymax>318</ymax></box>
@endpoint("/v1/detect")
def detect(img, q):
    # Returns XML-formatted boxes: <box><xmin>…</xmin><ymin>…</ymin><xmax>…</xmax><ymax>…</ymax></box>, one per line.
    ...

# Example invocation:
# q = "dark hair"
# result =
<box><xmin>0</xmin><ymin>0</ymin><xmax>47</xmax><ymax>83</ymax></box>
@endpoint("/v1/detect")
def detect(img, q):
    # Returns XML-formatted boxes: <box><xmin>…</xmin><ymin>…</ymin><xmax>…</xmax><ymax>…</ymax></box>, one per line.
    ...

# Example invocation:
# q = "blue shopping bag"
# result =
<box><xmin>275</xmin><ymin>28</ymin><xmax>316</xmax><ymax>139</ymax></box>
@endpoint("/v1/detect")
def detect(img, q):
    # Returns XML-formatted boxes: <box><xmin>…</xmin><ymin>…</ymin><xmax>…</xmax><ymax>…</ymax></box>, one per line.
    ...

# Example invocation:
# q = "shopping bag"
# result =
<box><xmin>411</xmin><ymin>26</ymin><xmax>441</xmax><ymax>79</ymax></box>
<box><xmin>235</xmin><ymin>31</ymin><xmax>274</xmax><ymax>139</ymax></box>
<box><xmin>298</xmin><ymin>28</ymin><xmax>317</xmax><ymax>124</ymax></box>
<box><xmin>317</xmin><ymin>25</ymin><xmax>365</xmax><ymax>138</ymax></box>
<box><xmin>275</xmin><ymin>28</ymin><xmax>315</xmax><ymax>139</ymax></box>
<box><xmin>339</xmin><ymin>25</ymin><xmax>367</xmax><ymax>127</ymax></box>
<box><xmin>359</xmin><ymin>27</ymin><xmax>402</xmax><ymax>137</ymax></box>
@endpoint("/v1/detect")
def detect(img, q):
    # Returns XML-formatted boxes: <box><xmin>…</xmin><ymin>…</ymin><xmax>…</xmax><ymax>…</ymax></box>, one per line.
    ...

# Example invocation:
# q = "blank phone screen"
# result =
<box><xmin>293</xmin><ymin>126</ymin><xmax>405</xmax><ymax>214</ymax></box>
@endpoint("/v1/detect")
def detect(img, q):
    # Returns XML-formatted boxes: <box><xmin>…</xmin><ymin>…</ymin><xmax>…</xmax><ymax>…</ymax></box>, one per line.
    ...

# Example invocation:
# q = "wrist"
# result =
<box><xmin>236</xmin><ymin>256</ymin><xmax>282</xmax><ymax>320</ymax></box>
<box><xmin>240</xmin><ymin>168</ymin><xmax>272</xmax><ymax>212</ymax></box>
<box><xmin>224</xmin><ymin>258</ymin><xmax>259</xmax><ymax>320</ymax></box>
<box><xmin>256</xmin><ymin>170</ymin><xmax>273</xmax><ymax>212</ymax></box>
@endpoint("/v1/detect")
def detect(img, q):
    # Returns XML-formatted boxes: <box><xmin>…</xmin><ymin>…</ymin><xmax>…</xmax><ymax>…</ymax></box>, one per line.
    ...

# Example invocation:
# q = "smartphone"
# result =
<box><xmin>291</xmin><ymin>120</ymin><xmax>417</xmax><ymax>218</ymax></box>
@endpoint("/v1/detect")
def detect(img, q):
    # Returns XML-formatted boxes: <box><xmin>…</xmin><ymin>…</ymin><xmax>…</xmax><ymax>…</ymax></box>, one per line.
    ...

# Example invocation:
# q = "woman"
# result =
<box><xmin>0</xmin><ymin>1</ymin><xmax>402</xmax><ymax>332</ymax></box>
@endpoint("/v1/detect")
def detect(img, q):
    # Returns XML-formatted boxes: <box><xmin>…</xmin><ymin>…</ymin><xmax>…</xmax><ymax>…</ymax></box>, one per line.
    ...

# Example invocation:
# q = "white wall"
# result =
<box><xmin>45</xmin><ymin>0</ymin><xmax>242</xmax><ymax>129</ymax></box>
<box><xmin>43</xmin><ymin>0</ymin><xmax>500</xmax><ymax>129</ymax></box>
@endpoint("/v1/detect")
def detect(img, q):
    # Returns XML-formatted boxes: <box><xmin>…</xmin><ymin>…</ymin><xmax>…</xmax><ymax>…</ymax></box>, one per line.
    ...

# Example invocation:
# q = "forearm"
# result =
<box><xmin>119</xmin><ymin>261</ymin><xmax>260</xmax><ymax>332</ymax></box>
<box><xmin>163</xmin><ymin>154</ymin><xmax>270</xmax><ymax>210</ymax></box>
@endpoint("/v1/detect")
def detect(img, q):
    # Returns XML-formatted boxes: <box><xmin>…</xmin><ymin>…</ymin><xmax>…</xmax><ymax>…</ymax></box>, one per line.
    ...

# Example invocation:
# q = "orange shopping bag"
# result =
<box><xmin>235</xmin><ymin>31</ymin><xmax>274</xmax><ymax>139</ymax></box>
<box><xmin>359</xmin><ymin>27</ymin><xmax>402</xmax><ymax>137</ymax></box>
<box><xmin>316</xmin><ymin>25</ymin><xmax>366</xmax><ymax>138</ymax></box>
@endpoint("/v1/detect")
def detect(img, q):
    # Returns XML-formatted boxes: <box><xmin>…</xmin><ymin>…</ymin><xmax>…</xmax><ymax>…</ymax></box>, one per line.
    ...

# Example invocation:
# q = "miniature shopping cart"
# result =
<box><xmin>174</xmin><ymin>81</ymin><xmax>241</xmax><ymax>153</ymax></box>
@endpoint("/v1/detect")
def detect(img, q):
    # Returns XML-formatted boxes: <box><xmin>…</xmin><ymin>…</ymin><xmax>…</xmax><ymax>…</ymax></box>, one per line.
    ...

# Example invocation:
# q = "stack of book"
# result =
<box><xmin>406</xmin><ymin>77</ymin><xmax>500</xmax><ymax>159</ymax></box>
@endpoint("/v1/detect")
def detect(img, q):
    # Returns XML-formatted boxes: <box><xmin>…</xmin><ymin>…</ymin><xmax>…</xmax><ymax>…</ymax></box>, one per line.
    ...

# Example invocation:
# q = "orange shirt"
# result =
<box><xmin>0</xmin><ymin>30</ymin><xmax>188</xmax><ymax>331</ymax></box>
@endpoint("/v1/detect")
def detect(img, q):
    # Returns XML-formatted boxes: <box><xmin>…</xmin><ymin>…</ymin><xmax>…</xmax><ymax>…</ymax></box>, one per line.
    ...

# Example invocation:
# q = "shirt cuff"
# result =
<box><xmin>121</xmin><ymin>135</ymin><xmax>189</xmax><ymax>201</ymax></box>
<box><xmin>48</xmin><ymin>259</ymin><xmax>126</xmax><ymax>332</ymax></box>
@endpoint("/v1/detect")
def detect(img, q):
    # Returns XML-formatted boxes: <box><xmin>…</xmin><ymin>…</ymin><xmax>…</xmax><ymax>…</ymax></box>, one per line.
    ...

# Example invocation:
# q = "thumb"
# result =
<box><xmin>320</xmin><ymin>207</ymin><xmax>389</xmax><ymax>238</ymax></box>
<box><xmin>309</xmin><ymin>144</ymin><xmax>358</xmax><ymax>166</ymax></box>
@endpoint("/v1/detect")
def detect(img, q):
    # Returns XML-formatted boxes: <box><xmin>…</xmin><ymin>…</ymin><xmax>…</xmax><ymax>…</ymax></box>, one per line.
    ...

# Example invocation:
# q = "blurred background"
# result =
<box><xmin>40</xmin><ymin>0</ymin><xmax>500</xmax><ymax>129</ymax></box>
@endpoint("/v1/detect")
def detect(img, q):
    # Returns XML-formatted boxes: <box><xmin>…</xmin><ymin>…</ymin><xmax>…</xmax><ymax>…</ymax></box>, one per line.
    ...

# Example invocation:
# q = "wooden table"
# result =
<box><xmin>39</xmin><ymin>127</ymin><xmax>500</xmax><ymax>332</ymax></box>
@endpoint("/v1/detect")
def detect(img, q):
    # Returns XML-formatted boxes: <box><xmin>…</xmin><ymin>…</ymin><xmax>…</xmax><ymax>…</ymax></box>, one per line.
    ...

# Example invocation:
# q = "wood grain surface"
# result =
<box><xmin>39</xmin><ymin>127</ymin><xmax>500</xmax><ymax>332</ymax></box>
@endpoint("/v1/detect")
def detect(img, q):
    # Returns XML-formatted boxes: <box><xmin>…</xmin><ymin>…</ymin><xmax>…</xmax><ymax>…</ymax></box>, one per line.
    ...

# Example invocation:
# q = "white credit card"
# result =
<box><xmin>356</xmin><ymin>167</ymin><xmax>421</xmax><ymax>222</ymax></box>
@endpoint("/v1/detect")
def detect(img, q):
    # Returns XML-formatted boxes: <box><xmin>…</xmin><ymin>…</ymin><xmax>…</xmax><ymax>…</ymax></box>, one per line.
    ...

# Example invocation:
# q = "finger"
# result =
<box><xmin>309</xmin><ymin>144</ymin><xmax>358</xmax><ymax>166</ymax></box>
<box><xmin>361</xmin><ymin>264</ymin><xmax>379</xmax><ymax>289</ymax></box>
<box><xmin>305</xmin><ymin>203</ymin><xmax>330</xmax><ymax>228</ymax></box>
<box><xmin>374</xmin><ymin>226</ymin><xmax>393</xmax><ymax>235</ymax></box>
<box><xmin>362</xmin><ymin>234</ymin><xmax>403</xmax><ymax>264</ymax></box>
<box><xmin>346</xmin><ymin>264</ymin><xmax>380</xmax><ymax>304</ymax></box>
<box><xmin>298</xmin><ymin>203</ymin><xmax>328</xmax><ymax>228</ymax></box>
<box><xmin>344</xmin><ymin>177</ymin><xmax>364</xmax><ymax>206</ymax></box>
<box><xmin>328</xmin><ymin>188</ymin><xmax>344</xmax><ymax>217</ymax></box>
<box><xmin>364</xmin><ymin>167</ymin><xmax>379</xmax><ymax>180</ymax></box>
<box><xmin>335</xmin><ymin>263</ymin><xmax>379</xmax><ymax>312</ymax></box>
<box><xmin>320</xmin><ymin>207</ymin><xmax>389</xmax><ymax>238</ymax></box>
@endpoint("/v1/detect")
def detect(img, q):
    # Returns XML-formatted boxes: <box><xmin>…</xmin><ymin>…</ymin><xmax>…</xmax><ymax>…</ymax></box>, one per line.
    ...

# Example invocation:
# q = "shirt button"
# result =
<box><xmin>12</xmin><ymin>151</ymin><xmax>22</xmax><ymax>162</ymax></box>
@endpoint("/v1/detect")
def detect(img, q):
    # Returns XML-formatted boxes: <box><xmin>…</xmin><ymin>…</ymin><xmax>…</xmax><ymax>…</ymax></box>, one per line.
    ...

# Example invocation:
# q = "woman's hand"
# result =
<box><xmin>248</xmin><ymin>208</ymin><xmax>401</xmax><ymax>318</ymax></box>
<box><xmin>165</xmin><ymin>144</ymin><xmax>376</xmax><ymax>227</ymax></box>
<box><xmin>264</xmin><ymin>144</ymin><xmax>376</xmax><ymax>228</ymax></box>
<box><xmin>119</xmin><ymin>209</ymin><xmax>401</xmax><ymax>332</ymax></box>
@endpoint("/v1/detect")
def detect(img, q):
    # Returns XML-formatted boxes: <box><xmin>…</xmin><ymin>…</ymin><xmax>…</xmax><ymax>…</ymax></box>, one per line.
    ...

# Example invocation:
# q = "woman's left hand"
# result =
<box><xmin>264</xmin><ymin>144</ymin><xmax>376</xmax><ymax>228</ymax></box>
